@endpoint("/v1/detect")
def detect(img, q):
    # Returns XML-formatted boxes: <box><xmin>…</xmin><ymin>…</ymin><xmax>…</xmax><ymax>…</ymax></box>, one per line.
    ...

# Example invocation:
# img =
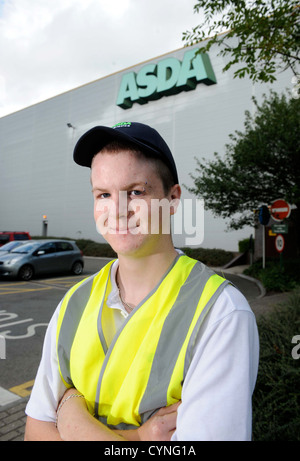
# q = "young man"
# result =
<box><xmin>25</xmin><ymin>122</ymin><xmax>259</xmax><ymax>441</ymax></box>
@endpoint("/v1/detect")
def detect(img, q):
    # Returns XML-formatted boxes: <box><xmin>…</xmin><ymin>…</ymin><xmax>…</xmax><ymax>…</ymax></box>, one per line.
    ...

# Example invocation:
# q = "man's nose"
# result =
<box><xmin>114</xmin><ymin>191</ymin><xmax>129</xmax><ymax>218</ymax></box>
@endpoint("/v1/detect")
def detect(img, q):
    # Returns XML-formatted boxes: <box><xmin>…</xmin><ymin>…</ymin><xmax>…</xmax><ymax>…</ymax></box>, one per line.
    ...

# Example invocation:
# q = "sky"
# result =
<box><xmin>0</xmin><ymin>0</ymin><xmax>202</xmax><ymax>118</ymax></box>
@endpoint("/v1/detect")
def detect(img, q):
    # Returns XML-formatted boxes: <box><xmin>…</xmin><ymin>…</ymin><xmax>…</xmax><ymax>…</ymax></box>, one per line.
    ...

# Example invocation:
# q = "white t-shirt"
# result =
<box><xmin>25</xmin><ymin>259</ymin><xmax>259</xmax><ymax>441</ymax></box>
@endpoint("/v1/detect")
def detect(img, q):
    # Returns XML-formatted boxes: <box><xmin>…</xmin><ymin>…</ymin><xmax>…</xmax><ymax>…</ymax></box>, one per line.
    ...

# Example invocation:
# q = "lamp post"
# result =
<box><xmin>42</xmin><ymin>215</ymin><xmax>48</xmax><ymax>237</ymax></box>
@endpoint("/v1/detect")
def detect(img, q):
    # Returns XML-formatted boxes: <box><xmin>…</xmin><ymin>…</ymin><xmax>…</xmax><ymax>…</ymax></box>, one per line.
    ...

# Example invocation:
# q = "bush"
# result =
<box><xmin>244</xmin><ymin>259</ymin><xmax>300</xmax><ymax>292</ymax></box>
<box><xmin>179</xmin><ymin>247</ymin><xmax>233</xmax><ymax>267</ymax></box>
<box><xmin>252</xmin><ymin>289</ymin><xmax>300</xmax><ymax>440</ymax></box>
<box><xmin>32</xmin><ymin>236</ymin><xmax>234</xmax><ymax>265</ymax></box>
<box><xmin>75</xmin><ymin>239</ymin><xmax>117</xmax><ymax>258</ymax></box>
<box><xmin>77</xmin><ymin>240</ymin><xmax>233</xmax><ymax>266</ymax></box>
<box><xmin>238</xmin><ymin>237</ymin><xmax>254</xmax><ymax>254</ymax></box>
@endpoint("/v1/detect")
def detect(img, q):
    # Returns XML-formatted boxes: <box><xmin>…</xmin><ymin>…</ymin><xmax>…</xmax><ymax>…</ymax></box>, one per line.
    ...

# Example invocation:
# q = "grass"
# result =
<box><xmin>244</xmin><ymin>258</ymin><xmax>300</xmax><ymax>292</ymax></box>
<box><xmin>252</xmin><ymin>288</ymin><xmax>300</xmax><ymax>440</ymax></box>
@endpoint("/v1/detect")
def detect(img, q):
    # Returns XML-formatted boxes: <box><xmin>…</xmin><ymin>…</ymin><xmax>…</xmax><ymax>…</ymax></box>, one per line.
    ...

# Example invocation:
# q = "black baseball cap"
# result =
<box><xmin>73</xmin><ymin>122</ymin><xmax>179</xmax><ymax>184</ymax></box>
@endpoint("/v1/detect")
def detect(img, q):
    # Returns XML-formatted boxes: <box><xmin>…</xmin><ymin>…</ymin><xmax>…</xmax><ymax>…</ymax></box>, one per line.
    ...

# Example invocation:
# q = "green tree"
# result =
<box><xmin>183</xmin><ymin>0</ymin><xmax>300</xmax><ymax>83</ymax></box>
<box><xmin>187</xmin><ymin>91</ymin><xmax>300</xmax><ymax>251</ymax></box>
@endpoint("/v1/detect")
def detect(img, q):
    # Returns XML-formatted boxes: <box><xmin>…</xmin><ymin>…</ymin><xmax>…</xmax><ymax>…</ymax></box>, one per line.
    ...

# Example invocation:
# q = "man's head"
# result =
<box><xmin>73</xmin><ymin>122</ymin><xmax>179</xmax><ymax>187</ymax></box>
<box><xmin>73</xmin><ymin>122</ymin><xmax>181</xmax><ymax>257</ymax></box>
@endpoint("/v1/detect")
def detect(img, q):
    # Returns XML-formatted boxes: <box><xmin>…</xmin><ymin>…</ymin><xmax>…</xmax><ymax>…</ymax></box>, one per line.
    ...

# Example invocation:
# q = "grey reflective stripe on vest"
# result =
<box><xmin>57</xmin><ymin>274</ymin><xmax>97</xmax><ymax>385</ymax></box>
<box><xmin>183</xmin><ymin>278</ymin><xmax>229</xmax><ymax>378</ymax></box>
<box><xmin>138</xmin><ymin>262</ymin><xmax>228</xmax><ymax>424</ymax></box>
<box><xmin>96</xmin><ymin>283</ymin><xmax>111</xmax><ymax>354</ymax></box>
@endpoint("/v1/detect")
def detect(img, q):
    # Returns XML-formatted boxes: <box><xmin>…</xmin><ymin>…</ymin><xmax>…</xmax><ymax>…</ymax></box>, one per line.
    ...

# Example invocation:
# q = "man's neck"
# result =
<box><xmin>117</xmin><ymin>246</ymin><xmax>178</xmax><ymax>308</ymax></box>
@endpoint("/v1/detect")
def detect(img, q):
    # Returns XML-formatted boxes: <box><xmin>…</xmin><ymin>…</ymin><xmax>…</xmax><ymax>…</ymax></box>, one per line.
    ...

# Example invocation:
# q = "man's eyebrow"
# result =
<box><xmin>92</xmin><ymin>182</ymin><xmax>152</xmax><ymax>193</ymax></box>
<box><xmin>91</xmin><ymin>186</ymin><xmax>106</xmax><ymax>193</ymax></box>
<box><xmin>125</xmin><ymin>182</ymin><xmax>152</xmax><ymax>190</ymax></box>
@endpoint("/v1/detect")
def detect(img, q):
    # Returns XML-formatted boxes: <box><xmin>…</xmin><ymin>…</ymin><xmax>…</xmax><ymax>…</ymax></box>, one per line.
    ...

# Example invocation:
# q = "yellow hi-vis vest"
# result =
<box><xmin>56</xmin><ymin>254</ymin><xmax>229</xmax><ymax>429</ymax></box>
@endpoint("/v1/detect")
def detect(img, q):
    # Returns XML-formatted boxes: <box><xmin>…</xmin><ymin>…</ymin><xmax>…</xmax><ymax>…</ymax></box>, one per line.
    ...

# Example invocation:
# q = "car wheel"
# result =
<box><xmin>71</xmin><ymin>261</ymin><xmax>83</xmax><ymax>275</ymax></box>
<box><xmin>18</xmin><ymin>264</ymin><xmax>34</xmax><ymax>281</ymax></box>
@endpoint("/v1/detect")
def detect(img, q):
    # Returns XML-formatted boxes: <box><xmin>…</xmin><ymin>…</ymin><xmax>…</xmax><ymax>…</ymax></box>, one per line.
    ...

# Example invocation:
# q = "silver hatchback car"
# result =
<box><xmin>0</xmin><ymin>239</ymin><xmax>84</xmax><ymax>281</ymax></box>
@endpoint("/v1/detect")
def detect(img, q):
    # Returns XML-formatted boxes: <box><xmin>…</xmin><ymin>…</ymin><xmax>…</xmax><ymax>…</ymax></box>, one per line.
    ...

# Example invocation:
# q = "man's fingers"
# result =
<box><xmin>153</xmin><ymin>402</ymin><xmax>181</xmax><ymax>435</ymax></box>
<box><xmin>160</xmin><ymin>410</ymin><xmax>177</xmax><ymax>431</ymax></box>
<box><xmin>138</xmin><ymin>401</ymin><xmax>181</xmax><ymax>441</ymax></box>
<box><xmin>156</xmin><ymin>401</ymin><xmax>181</xmax><ymax>416</ymax></box>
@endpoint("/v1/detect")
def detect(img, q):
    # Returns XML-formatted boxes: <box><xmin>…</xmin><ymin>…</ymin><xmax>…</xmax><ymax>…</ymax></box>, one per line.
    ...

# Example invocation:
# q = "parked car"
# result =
<box><xmin>0</xmin><ymin>240</ymin><xmax>28</xmax><ymax>255</ymax></box>
<box><xmin>0</xmin><ymin>231</ymin><xmax>31</xmax><ymax>247</ymax></box>
<box><xmin>0</xmin><ymin>239</ymin><xmax>84</xmax><ymax>281</ymax></box>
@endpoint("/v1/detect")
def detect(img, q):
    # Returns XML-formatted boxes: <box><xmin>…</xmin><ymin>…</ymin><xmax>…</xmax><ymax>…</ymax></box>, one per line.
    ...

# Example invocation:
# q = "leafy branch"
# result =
<box><xmin>182</xmin><ymin>0</ymin><xmax>300</xmax><ymax>82</ymax></box>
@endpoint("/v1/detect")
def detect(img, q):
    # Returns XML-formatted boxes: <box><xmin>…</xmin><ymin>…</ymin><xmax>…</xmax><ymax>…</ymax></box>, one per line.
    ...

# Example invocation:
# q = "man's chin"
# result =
<box><xmin>103</xmin><ymin>232</ymin><xmax>152</xmax><ymax>256</ymax></box>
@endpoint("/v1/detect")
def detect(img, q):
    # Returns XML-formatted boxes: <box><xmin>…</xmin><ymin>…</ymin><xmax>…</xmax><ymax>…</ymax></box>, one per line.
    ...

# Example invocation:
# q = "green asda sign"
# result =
<box><xmin>116</xmin><ymin>49</ymin><xmax>217</xmax><ymax>109</ymax></box>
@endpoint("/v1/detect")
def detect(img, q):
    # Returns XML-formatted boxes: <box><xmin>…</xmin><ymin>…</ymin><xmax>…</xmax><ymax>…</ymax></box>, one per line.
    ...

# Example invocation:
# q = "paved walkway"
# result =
<box><xmin>0</xmin><ymin>396</ymin><xmax>29</xmax><ymax>441</ymax></box>
<box><xmin>0</xmin><ymin>264</ymin><xmax>293</xmax><ymax>441</ymax></box>
<box><xmin>216</xmin><ymin>264</ymin><xmax>292</xmax><ymax>318</ymax></box>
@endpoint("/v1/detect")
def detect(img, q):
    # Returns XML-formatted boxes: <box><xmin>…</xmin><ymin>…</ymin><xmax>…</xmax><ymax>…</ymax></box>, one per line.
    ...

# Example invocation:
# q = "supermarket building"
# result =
<box><xmin>0</xmin><ymin>40</ymin><xmax>294</xmax><ymax>251</ymax></box>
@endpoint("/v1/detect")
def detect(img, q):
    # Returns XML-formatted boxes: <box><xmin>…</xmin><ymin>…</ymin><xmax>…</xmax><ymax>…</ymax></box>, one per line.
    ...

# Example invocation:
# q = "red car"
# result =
<box><xmin>0</xmin><ymin>231</ymin><xmax>31</xmax><ymax>247</ymax></box>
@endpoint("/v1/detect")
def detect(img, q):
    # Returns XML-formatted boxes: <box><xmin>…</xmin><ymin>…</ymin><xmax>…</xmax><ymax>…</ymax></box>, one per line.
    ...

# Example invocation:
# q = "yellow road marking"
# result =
<box><xmin>36</xmin><ymin>277</ymin><xmax>86</xmax><ymax>286</ymax></box>
<box><xmin>9</xmin><ymin>380</ymin><xmax>35</xmax><ymax>397</ymax></box>
<box><xmin>0</xmin><ymin>276</ymin><xmax>86</xmax><ymax>295</ymax></box>
<box><xmin>42</xmin><ymin>276</ymin><xmax>85</xmax><ymax>282</ymax></box>
<box><xmin>36</xmin><ymin>280</ymin><xmax>78</xmax><ymax>286</ymax></box>
<box><xmin>0</xmin><ymin>282</ymin><xmax>28</xmax><ymax>287</ymax></box>
<box><xmin>0</xmin><ymin>287</ymin><xmax>52</xmax><ymax>295</ymax></box>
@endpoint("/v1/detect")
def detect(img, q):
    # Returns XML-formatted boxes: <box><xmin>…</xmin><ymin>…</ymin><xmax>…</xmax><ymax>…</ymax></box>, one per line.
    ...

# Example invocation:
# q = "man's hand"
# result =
<box><xmin>136</xmin><ymin>402</ymin><xmax>181</xmax><ymax>441</ymax></box>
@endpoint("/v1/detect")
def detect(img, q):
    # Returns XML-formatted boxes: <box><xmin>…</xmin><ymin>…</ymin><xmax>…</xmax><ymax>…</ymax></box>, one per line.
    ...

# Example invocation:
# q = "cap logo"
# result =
<box><xmin>112</xmin><ymin>122</ymin><xmax>132</xmax><ymax>129</ymax></box>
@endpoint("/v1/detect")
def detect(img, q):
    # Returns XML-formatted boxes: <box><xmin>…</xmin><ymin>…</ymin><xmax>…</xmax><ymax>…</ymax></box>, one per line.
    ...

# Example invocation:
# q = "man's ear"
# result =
<box><xmin>169</xmin><ymin>185</ymin><xmax>181</xmax><ymax>215</ymax></box>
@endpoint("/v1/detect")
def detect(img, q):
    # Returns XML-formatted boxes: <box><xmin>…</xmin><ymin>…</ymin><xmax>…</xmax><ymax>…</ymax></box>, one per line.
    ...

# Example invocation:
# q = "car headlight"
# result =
<box><xmin>5</xmin><ymin>258</ymin><xmax>19</xmax><ymax>265</ymax></box>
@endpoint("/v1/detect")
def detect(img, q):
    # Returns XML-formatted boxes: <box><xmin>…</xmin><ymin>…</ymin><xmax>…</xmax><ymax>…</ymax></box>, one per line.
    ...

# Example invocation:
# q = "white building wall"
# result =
<box><xmin>0</xmin><ymin>41</ymin><xmax>294</xmax><ymax>251</ymax></box>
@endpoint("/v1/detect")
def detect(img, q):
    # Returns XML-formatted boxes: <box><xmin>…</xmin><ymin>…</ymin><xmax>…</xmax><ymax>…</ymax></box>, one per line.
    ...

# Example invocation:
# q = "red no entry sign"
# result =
<box><xmin>270</xmin><ymin>199</ymin><xmax>291</xmax><ymax>222</ymax></box>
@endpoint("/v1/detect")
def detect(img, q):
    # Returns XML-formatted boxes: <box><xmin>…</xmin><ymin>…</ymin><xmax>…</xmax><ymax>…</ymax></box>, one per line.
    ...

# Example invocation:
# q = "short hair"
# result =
<box><xmin>94</xmin><ymin>140</ymin><xmax>175</xmax><ymax>195</ymax></box>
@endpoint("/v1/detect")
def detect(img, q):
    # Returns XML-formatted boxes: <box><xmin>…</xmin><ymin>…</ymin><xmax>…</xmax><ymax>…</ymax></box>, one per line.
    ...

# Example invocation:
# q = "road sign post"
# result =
<box><xmin>259</xmin><ymin>205</ymin><xmax>270</xmax><ymax>269</ymax></box>
<box><xmin>270</xmin><ymin>199</ymin><xmax>290</xmax><ymax>271</ymax></box>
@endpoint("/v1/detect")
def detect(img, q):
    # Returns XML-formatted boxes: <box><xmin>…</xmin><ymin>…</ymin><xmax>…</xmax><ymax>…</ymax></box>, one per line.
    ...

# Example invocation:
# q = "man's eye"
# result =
<box><xmin>98</xmin><ymin>193</ymin><xmax>110</xmax><ymax>199</ymax></box>
<box><xmin>130</xmin><ymin>190</ymin><xmax>143</xmax><ymax>197</ymax></box>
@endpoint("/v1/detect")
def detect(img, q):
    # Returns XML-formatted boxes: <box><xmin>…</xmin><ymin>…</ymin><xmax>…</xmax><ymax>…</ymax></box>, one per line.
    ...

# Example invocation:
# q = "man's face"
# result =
<box><xmin>91</xmin><ymin>149</ymin><xmax>180</xmax><ymax>257</ymax></box>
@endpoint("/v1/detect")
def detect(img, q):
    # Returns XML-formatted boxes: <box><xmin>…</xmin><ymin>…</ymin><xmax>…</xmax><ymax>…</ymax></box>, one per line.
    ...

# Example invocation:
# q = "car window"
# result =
<box><xmin>14</xmin><ymin>233</ymin><xmax>29</xmax><ymax>240</ymax></box>
<box><xmin>12</xmin><ymin>243</ymin><xmax>39</xmax><ymax>253</ymax></box>
<box><xmin>55</xmin><ymin>242</ymin><xmax>73</xmax><ymax>252</ymax></box>
<box><xmin>0</xmin><ymin>235</ymin><xmax>10</xmax><ymax>244</ymax></box>
<box><xmin>38</xmin><ymin>242</ymin><xmax>56</xmax><ymax>254</ymax></box>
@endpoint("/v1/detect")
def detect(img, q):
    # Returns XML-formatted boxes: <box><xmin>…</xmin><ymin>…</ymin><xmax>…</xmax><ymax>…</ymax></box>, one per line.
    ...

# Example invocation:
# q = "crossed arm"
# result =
<box><xmin>24</xmin><ymin>387</ymin><xmax>180</xmax><ymax>441</ymax></box>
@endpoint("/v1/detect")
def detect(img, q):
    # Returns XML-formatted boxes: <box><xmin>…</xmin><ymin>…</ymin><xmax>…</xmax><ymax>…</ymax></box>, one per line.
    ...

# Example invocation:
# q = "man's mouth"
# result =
<box><xmin>107</xmin><ymin>223</ymin><xmax>140</xmax><ymax>234</ymax></box>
